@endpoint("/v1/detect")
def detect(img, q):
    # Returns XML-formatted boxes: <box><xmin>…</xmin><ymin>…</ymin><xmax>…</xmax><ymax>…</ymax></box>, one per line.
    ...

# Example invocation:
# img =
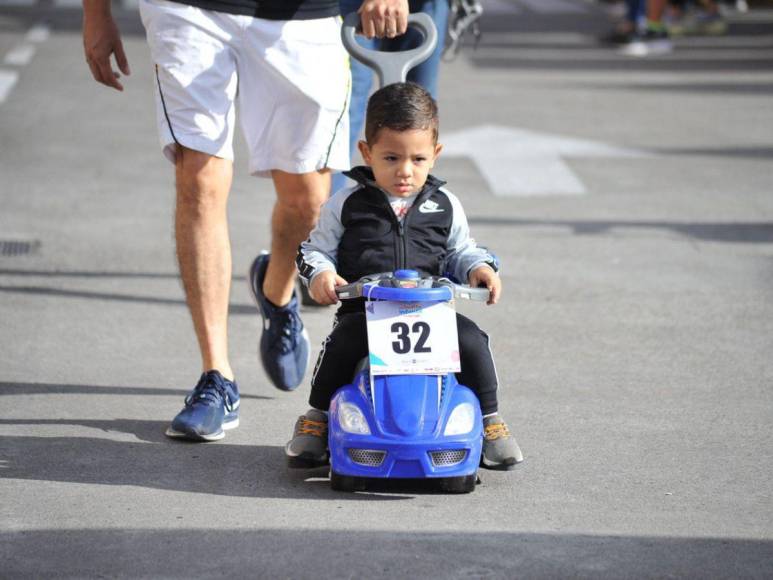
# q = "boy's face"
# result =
<box><xmin>358</xmin><ymin>128</ymin><xmax>443</xmax><ymax>198</ymax></box>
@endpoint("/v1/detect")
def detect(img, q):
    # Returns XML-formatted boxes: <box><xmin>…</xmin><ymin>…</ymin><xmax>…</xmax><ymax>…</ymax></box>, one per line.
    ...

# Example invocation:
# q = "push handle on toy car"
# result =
<box><xmin>341</xmin><ymin>12</ymin><xmax>438</xmax><ymax>87</ymax></box>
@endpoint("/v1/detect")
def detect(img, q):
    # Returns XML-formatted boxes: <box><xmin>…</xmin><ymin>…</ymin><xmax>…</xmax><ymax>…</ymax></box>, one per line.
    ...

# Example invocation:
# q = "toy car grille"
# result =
<box><xmin>348</xmin><ymin>448</ymin><xmax>386</xmax><ymax>467</ymax></box>
<box><xmin>429</xmin><ymin>450</ymin><xmax>468</xmax><ymax>467</ymax></box>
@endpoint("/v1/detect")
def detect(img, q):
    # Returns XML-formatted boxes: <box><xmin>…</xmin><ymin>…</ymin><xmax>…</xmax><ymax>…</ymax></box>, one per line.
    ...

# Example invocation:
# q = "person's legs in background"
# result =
<box><xmin>332</xmin><ymin>0</ymin><xmax>448</xmax><ymax>194</ymax></box>
<box><xmin>388</xmin><ymin>0</ymin><xmax>448</xmax><ymax>96</ymax></box>
<box><xmin>332</xmin><ymin>0</ymin><xmax>376</xmax><ymax>194</ymax></box>
<box><xmin>602</xmin><ymin>0</ymin><xmax>645</xmax><ymax>44</ymax></box>
<box><xmin>620</xmin><ymin>0</ymin><xmax>673</xmax><ymax>56</ymax></box>
<box><xmin>668</xmin><ymin>0</ymin><xmax>727</xmax><ymax>36</ymax></box>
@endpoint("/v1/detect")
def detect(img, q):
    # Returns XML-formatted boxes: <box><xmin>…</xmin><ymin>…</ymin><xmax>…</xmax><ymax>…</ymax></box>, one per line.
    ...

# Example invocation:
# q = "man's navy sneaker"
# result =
<box><xmin>248</xmin><ymin>252</ymin><xmax>310</xmax><ymax>391</ymax></box>
<box><xmin>165</xmin><ymin>370</ymin><xmax>240</xmax><ymax>441</ymax></box>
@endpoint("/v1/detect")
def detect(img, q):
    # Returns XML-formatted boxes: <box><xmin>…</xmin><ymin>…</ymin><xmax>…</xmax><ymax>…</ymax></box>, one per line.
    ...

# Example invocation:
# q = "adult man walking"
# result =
<box><xmin>81</xmin><ymin>0</ymin><xmax>408</xmax><ymax>441</ymax></box>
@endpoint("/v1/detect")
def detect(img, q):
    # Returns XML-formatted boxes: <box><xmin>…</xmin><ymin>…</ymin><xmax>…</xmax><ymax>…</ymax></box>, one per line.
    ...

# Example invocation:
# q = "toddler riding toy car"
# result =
<box><xmin>328</xmin><ymin>269</ymin><xmax>490</xmax><ymax>493</ymax></box>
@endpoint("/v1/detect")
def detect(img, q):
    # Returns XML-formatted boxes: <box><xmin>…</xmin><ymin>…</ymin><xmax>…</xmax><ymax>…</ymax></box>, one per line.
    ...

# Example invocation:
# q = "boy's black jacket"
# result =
<box><xmin>297</xmin><ymin>166</ymin><xmax>495</xmax><ymax>314</ymax></box>
<box><xmin>333</xmin><ymin>166</ymin><xmax>451</xmax><ymax>284</ymax></box>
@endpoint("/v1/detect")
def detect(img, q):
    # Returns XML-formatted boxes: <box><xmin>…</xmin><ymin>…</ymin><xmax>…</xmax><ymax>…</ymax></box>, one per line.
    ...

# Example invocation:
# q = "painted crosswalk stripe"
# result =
<box><xmin>484</xmin><ymin>0</ymin><xmax>522</xmax><ymax>15</ymax></box>
<box><xmin>516</xmin><ymin>0</ymin><xmax>588</xmax><ymax>14</ymax></box>
<box><xmin>0</xmin><ymin>0</ymin><xmax>37</xmax><ymax>6</ymax></box>
<box><xmin>443</xmin><ymin>125</ymin><xmax>649</xmax><ymax>196</ymax></box>
<box><xmin>4</xmin><ymin>45</ymin><xmax>36</xmax><ymax>67</ymax></box>
<box><xmin>0</xmin><ymin>70</ymin><xmax>20</xmax><ymax>104</ymax></box>
<box><xmin>26</xmin><ymin>24</ymin><xmax>50</xmax><ymax>43</ymax></box>
<box><xmin>53</xmin><ymin>0</ymin><xmax>83</xmax><ymax>7</ymax></box>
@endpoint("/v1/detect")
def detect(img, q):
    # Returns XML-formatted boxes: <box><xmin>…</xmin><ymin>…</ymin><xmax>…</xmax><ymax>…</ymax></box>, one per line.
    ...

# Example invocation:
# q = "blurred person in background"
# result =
<box><xmin>602</xmin><ymin>0</ymin><xmax>727</xmax><ymax>54</ymax></box>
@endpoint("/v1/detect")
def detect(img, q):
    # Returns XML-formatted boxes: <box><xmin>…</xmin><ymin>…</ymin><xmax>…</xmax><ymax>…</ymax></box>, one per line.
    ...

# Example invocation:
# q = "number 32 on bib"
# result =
<box><xmin>365</xmin><ymin>300</ymin><xmax>461</xmax><ymax>376</ymax></box>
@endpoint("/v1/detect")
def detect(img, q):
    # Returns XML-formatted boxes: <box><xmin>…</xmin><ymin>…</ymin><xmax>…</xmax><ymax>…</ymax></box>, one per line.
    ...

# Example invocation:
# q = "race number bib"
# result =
<box><xmin>365</xmin><ymin>299</ymin><xmax>460</xmax><ymax>376</ymax></box>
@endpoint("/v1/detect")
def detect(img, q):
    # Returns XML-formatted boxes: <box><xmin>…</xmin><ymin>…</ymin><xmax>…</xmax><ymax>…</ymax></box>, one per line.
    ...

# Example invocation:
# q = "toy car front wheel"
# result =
<box><xmin>330</xmin><ymin>471</ymin><xmax>368</xmax><ymax>492</ymax></box>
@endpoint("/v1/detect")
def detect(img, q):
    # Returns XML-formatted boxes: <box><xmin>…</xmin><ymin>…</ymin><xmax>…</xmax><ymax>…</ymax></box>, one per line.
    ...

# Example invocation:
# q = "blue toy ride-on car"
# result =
<box><xmin>327</xmin><ymin>269</ymin><xmax>490</xmax><ymax>493</ymax></box>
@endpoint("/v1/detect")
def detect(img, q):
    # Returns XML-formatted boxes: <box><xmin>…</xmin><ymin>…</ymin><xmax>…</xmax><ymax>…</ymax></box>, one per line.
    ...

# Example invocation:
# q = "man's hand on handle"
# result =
<box><xmin>82</xmin><ymin>0</ymin><xmax>130</xmax><ymax>91</ymax></box>
<box><xmin>357</xmin><ymin>0</ymin><xmax>409</xmax><ymax>39</ymax></box>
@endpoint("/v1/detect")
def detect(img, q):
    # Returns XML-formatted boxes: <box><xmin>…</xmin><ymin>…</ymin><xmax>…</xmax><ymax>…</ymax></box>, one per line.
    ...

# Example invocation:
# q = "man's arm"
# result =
<box><xmin>82</xmin><ymin>0</ymin><xmax>130</xmax><ymax>91</ymax></box>
<box><xmin>358</xmin><ymin>0</ymin><xmax>409</xmax><ymax>39</ymax></box>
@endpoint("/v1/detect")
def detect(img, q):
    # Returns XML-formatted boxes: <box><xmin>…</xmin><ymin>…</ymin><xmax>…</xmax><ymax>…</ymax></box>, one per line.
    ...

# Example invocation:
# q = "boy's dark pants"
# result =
<box><xmin>309</xmin><ymin>311</ymin><xmax>499</xmax><ymax>415</ymax></box>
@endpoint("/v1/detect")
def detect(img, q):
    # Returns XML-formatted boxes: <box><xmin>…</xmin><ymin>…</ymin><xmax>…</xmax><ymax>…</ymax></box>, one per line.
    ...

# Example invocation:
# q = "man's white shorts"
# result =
<box><xmin>139</xmin><ymin>0</ymin><xmax>350</xmax><ymax>176</ymax></box>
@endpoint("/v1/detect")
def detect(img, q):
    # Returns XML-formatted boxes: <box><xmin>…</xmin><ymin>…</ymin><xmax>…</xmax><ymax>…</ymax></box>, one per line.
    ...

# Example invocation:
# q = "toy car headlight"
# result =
<box><xmin>444</xmin><ymin>403</ymin><xmax>475</xmax><ymax>436</ymax></box>
<box><xmin>338</xmin><ymin>402</ymin><xmax>371</xmax><ymax>435</ymax></box>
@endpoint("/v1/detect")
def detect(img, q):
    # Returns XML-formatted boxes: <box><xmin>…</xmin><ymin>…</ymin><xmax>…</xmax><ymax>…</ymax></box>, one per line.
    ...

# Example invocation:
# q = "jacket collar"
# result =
<box><xmin>343</xmin><ymin>166</ymin><xmax>447</xmax><ymax>198</ymax></box>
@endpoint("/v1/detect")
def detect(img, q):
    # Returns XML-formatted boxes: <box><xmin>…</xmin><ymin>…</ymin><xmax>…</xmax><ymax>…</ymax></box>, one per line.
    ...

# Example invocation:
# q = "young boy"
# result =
<box><xmin>288</xmin><ymin>82</ymin><xmax>523</xmax><ymax>470</ymax></box>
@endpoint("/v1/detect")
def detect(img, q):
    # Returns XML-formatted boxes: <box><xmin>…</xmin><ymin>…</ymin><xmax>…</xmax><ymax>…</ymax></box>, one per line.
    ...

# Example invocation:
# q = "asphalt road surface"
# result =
<box><xmin>1</xmin><ymin>0</ymin><xmax>772</xmax><ymax>577</ymax></box>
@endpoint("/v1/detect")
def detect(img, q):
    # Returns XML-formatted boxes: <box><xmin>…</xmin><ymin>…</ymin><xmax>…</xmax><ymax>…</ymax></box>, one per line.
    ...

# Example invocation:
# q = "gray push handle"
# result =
<box><xmin>341</xmin><ymin>12</ymin><xmax>438</xmax><ymax>88</ymax></box>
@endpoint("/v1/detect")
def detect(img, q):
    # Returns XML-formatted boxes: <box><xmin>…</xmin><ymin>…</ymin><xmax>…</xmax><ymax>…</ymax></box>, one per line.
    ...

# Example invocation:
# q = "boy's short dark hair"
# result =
<box><xmin>364</xmin><ymin>82</ymin><xmax>439</xmax><ymax>145</ymax></box>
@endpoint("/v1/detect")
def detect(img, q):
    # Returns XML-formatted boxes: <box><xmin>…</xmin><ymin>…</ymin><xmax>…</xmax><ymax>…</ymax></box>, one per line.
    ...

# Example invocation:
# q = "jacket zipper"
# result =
<box><xmin>383</xmin><ymin>203</ymin><xmax>405</xmax><ymax>270</ymax></box>
<box><xmin>397</xmin><ymin>220</ymin><xmax>406</xmax><ymax>270</ymax></box>
<box><xmin>397</xmin><ymin>189</ymin><xmax>434</xmax><ymax>271</ymax></box>
<box><xmin>369</xmin><ymin>182</ymin><xmax>438</xmax><ymax>272</ymax></box>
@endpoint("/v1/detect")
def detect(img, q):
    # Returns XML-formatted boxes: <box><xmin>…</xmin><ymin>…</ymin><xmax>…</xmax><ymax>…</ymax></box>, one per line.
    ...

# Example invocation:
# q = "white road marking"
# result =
<box><xmin>442</xmin><ymin>125</ymin><xmax>650</xmax><ymax>196</ymax></box>
<box><xmin>516</xmin><ymin>0</ymin><xmax>588</xmax><ymax>14</ymax></box>
<box><xmin>1</xmin><ymin>24</ymin><xmax>49</xmax><ymax>107</ymax></box>
<box><xmin>0</xmin><ymin>0</ymin><xmax>37</xmax><ymax>6</ymax></box>
<box><xmin>484</xmin><ymin>0</ymin><xmax>522</xmax><ymax>15</ymax></box>
<box><xmin>481</xmin><ymin>31</ymin><xmax>592</xmax><ymax>46</ymax></box>
<box><xmin>485</xmin><ymin>0</ymin><xmax>592</xmax><ymax>15</ymax></box>
<box><xmin>26</xmin><ymin>24</ymin><xmax>50</xmax><ymax>43</ymax></box>
<box><xmin>3</xmin><ymin>44</ymin><xmax>36</xmax><ymax>67</ymax></box>
<box><xmin>53</xmin><ymin>0</ymin><xmax>83</xmax><ymax>7</ymax></box>
<box><xmin>0</xmin><ymin>70</ymin><xmax>20</xmax><ymax>104</ymax></box>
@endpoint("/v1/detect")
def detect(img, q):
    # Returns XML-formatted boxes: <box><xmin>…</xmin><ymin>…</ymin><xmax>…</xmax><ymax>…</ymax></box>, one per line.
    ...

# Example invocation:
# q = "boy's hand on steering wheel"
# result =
<box><xmin>309</xmin><ymin>271</ymin><xmax>349</xmax><ymax>305</ymax></box>
<box><xmin>469</xmin><ymin>265</ymin><xmax>501</xmax><ymax>306</ymax></box>
<box><xmin>358</xmin><ymin>0</ymin><xmax>409</xmax><ymax>39</ymax></box>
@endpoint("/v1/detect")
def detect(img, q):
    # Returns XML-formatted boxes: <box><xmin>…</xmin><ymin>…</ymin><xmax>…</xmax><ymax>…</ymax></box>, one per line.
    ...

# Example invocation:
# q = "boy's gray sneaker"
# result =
<box><xmin>481</xmin><ymin>414</ymin><xmax>523</xmax><ymax>470</ymax></box>
<box><xmin>286</xmin><ymin>409</ymin><xmax>329</xmax><ymax>468</ymax></box>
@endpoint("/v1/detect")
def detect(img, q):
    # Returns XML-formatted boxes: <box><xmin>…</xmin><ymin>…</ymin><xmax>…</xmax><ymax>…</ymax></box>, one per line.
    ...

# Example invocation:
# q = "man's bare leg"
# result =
<box><xmin>175</xmin><ymin>147</ymin><xmax>234</xmax><ymax>381</ymax></box>
<box><xmin>262</xmin><ymin>169</ymin><xmax>331</xmax><ymax>306</ymax></box>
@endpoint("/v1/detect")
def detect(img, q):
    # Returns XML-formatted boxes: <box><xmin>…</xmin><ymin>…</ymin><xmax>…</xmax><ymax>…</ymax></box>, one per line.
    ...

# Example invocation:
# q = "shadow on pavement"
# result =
<box><xmin>0</xmin><ymin>5</ymin><xmax>146</xmax><ymax>37</ymax></box>
<box><xmin>591</xmin><ymin>82</ymin><xmax>773</xmax><ymax>96</ymax></box>
<box><xmin>0</xmin><ymin>418</ymin><xmax>173</xmax><ymax>443</ymax></box>
<box><xmin>657</xmin><ymin>146</ymin><xmax>773</xmax><ymax>160</ymax></box>
<box><xmin>2</xmin><ymin>527</ymin><xmax>772</xmax><ymax>578</ymax></box>
<box><xmin>0</xmin><ymin>431</ymin><xmax>405</xmax><ymax>501</ymax></box>
<box><xmin>0</xmin><ymin>381</ymin><xmax>268</xmax><ymax>400</ymax></box>
<box><xmin>470</xmin><ymin>54</ymin><xmax>773</xmax><ymax>72</ymax></box>
<box><xmin>468</xmin><ymin>218</ymin><xmax>773</xmax><ymax>243</ymax></box>
<box><xmin>0</xmin><ymin>285</ymin><xmax>256</xmax><ymax>315</ymax></box>
<box><xmin>0</xmin><ymin>268</ymin><xmax>246</xmax><ymax>282</ymax></box>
